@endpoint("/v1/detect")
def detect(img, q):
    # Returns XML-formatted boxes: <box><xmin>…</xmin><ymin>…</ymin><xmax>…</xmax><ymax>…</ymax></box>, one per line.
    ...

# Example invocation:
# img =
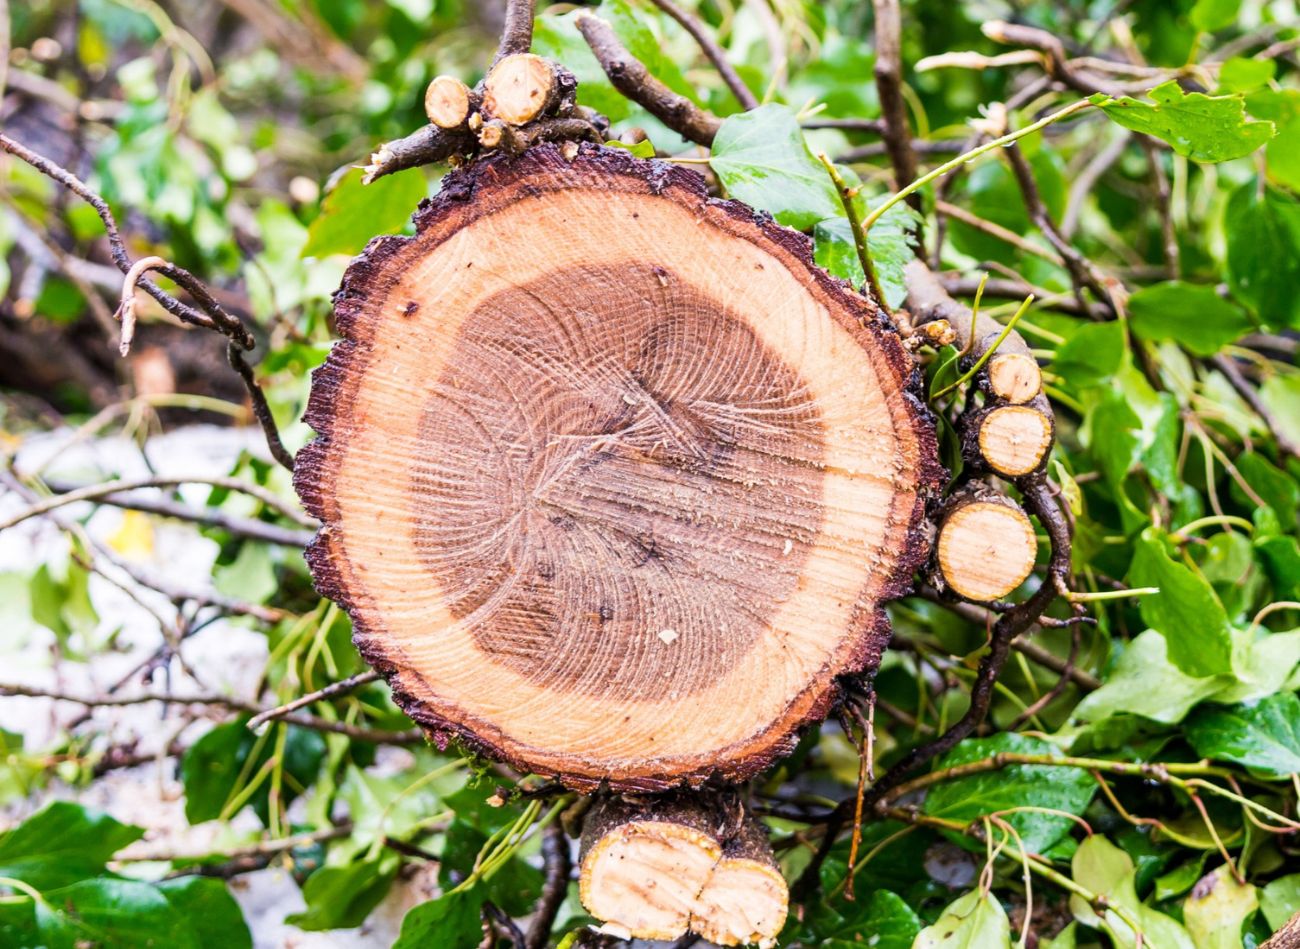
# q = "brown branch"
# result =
<box><xmin>937</xmin><ymin>274</ymin><xmax>1109</xmax><ymax>319</ymax></box>
<box><xmin>871</xmin><ymin>0</ymin><xmax>918</xmax><ymax>205</ymax></box>
<box><xmin>361</xmin><ymin>124</ymin><xmax>473</xmax><ymax>183</ymax></box>
<box><xmin>1212</xmin><ymin>354</ymin><xmax>1300</xmax><ymax>460</ymax></box>
<box><xmin>526</xmin><ymin>820</ymin><xmax>572</xmax><ymax>949</ymax></box>
<box><xmin>576</xmin><ymin>12</ymin><xmax>722</xmax><ymax>146</ymax></box>
<box><xmin>1003</xmin><ymin>141</ymin><xmax>1114</xmax><ymax>314</ymax></box>
<box><xmin>494</xmin><ymin>0</ymin><xmax>537</xmax><ymax>66</ymax></box>
<box><xmin>794</xmin><ymin>479</ymin><xmax>1072</xmax><ymax>899</ymax></box>
<box><xmin>981</xmin><ymin>20</ymin><xmax>1126</xmax><ymax>97</ymax></box>
<box><xmin>648</xmin><ymin>0</ymin><xmax>757</xmax><ymax>109</ymax></box>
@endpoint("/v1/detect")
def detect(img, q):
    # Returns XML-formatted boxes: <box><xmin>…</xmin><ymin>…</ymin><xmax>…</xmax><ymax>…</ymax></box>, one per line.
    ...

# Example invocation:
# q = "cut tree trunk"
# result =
<box><xmin>578</xmin><ymin>794</ymin><xmax>788</xmax><ymax>946</ymax></box>
<box><xmin>296</xmin><ymin>143</ymin><xmax>942</xmax><ymax>791</ymax></box>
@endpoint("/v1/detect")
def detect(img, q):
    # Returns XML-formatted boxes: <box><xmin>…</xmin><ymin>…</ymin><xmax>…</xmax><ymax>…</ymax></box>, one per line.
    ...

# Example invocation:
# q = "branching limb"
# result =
<box><xmin>871</xmin><ymin>0</ymin><xmax>918</xmax><ymax>208</ymax></box>
<box><xmin>493</xmin><ymin>0</ymin><xmax>537</xmax><ymax>66</ymax></box>
<box><xmin>246</xmin><ymin>671</ymin><xmax>381</xmax><ymax>731</ymax></box>
<box><xmin>0</xmin><ymin>132</ymin><xmax>295</xmax><ymax>471</ymax></box>
<box><xmin>576</xmin><ymin>12</ymin><xmax>722</xmax><ymax>146</ymax></box>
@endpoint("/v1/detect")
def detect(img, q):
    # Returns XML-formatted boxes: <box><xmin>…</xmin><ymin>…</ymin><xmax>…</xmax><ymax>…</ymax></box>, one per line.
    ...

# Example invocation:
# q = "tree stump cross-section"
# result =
<box><xmin>295</xmin><ymin>144</ymin><xmax>943</xmax><ymax>791</ymax></box>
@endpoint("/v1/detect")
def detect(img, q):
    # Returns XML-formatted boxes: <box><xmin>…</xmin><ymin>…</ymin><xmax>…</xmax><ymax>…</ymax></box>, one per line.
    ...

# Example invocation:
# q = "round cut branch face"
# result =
<box><xmin>296</xmin><ymin>145</ymin><xmax>942</xmax><ymax>790</ymax></box>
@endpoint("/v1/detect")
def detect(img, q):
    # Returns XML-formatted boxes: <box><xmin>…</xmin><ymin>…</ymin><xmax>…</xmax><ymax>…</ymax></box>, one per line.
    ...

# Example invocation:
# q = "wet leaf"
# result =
<box><xmin>1127</xmin><ymin>282</ymin><xmax>1254</xmax><ymax>356</ymax></box>
<box><xmin>1096</xmin><ymin>81</ymin><xmax>1274</xmax><ymax>162</ymax></box>
<box><xmin>1186</xmin><ymin>692</ymin><xmax>1300</xmax><ymax>779</ymax></box>
<box><xmin>912</xmin><ymin>889</ymin><xmax>1011</xmax><ymax>949</ymax></box>
<box><xmin>1183</xmin><ymin>864</ymin><xmax>1258</xmax><ymax>949</ymax></box>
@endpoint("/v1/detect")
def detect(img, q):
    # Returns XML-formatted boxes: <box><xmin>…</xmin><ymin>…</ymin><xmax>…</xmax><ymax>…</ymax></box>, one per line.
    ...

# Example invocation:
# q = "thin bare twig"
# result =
<box><xmin>0</xmin><ymin>475</ymin><xmax>316</xmax><ymax>532</ymax></box>
<box><xmin>1211</xmin><ymin>354</ymin><xmax>1300</xmax><ymax>460</ymax></box>
<box><xmin>0</xmin><ymin>132</ymin><xmax>295</xmax><ymax>471</ymax></box>
<box><xmin>526</xmin><ymin>820</ymin><xmax>573</xmax><ymax>949</ymax></box>
<box><xmin>648</xmin><ymin>0</ymin><xmax>756</xmax><ymax>109</ymax></box>
<box><xmin>246</xmin><ymin>670</ymin><xmax>380</xmax><ymax>731</ymax></box>
<box><xmin>493</xmin><ymin>0</ymin><xmax>537</xmax><ymax>65</ymax></box>
<box><xmin>872</xmin><ymin>0</ymin><xmax>918</xmax><ymax>205</ymax></box>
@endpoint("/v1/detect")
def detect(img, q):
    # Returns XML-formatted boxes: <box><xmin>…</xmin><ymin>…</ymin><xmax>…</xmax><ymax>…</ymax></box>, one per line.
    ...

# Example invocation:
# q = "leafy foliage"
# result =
<box><xmin>2</xmin><ymin>0</ymin><xmax>1300</xmax><ymax>948</ymax></box>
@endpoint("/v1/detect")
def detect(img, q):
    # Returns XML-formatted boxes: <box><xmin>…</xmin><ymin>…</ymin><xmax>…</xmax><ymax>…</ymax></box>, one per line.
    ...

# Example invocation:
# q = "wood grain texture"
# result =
<box><xmin>986</xmin><ymin>352</ymin><xmax>1042</xmax><ymax>404</ymax></box>
<box><xmin>936</xmin><ymin>492</ymin><xmax>1038</xmax><ymax>602</ymax></box>
<box><xmin>578</xmin><ymin>794</ymin><xmax>786</xmax><ymax>946</ymax></box>
<box><xmin>972</xmin><ymin>404</ymin><xmax>1054</xmax><ymax>477</ymax></box>
<box><xmin>296</xmin><ymin>144</ymin><xmax>942</xmax><ymax>790</ymax></box>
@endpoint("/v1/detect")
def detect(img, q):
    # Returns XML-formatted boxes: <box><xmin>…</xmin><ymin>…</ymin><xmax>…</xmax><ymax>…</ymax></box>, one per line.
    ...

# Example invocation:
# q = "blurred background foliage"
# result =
<box><xmin>1</xmin><ymin>0</ymin><xmax>1300</xmax><ymax>947</ymax></box>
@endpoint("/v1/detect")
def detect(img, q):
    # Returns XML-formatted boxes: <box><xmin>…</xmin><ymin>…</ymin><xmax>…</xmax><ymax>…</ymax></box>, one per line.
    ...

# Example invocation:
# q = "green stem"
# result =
<box><xmin>863</xmin><ymin>99</ymin><xmax>1096</xmax><ymax>231</ymax></box>
<box><xmin>1065</xmin><ymin>587</ymin><xmax>1160</xmax><ymax>602</ymax></box>
<box><xmin>816</xmin><ymin>152</ymin><xmax>890</xmax><ymax>311</ymax></box>
<box><xmin>931</xmin><ymin>293</ymin><xmax>1034</xmax><ymax>399</ymax></box>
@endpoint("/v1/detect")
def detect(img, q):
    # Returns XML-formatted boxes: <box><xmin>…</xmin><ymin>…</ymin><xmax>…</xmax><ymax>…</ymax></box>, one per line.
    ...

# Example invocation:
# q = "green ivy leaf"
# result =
<box><xmin>303</xmin><ymin>167</ymin><xmax>427</xmax><ymax>259</ymax></box>
<box><xmin>155</xmin><ymin>877</ymin><xmax>252</xmax><ymax>949</ymax></box>
<box><xmin>181</xmin><ymin>720</ymin><xmax>325</xmax><ymax>826</ymax></box>
<box><xmin>912</xmin><ymin>889</ymin><xmax>1012</xmax><ymax>949</ymax></box>
<box><xmin>1127</xmin><ymin>528</ymin><xmax>1236</xmax><ymax>677</ymax></box>
<box><xmin>287</xmin><ymin>854</ymin><xmax>401</xmax><ymax>931</ymax></box>
<box><xmin>921</xmin><ymin>733</ymin><xmax>1095</xmax><ymax>855</ymax></box>
<box><xmin>1190</xmin><ymin>0</ymin><xmax>1241</xmax><ymax>32</ymax></box>
<box><xmin>393</xmin><ymin>885</ymin><xmax>484</xmax><ymax>949</ymax></box>
<box><xmin>1096</xmin><ymin>81</ymin><xmax>1274</xmax><ymax>162</ymax></box>
<box><xmin>1261</xmin><ymin>874</ymin><xmax>1300</xmax><ymax>932</ymax></box>
<box><xmin>1069</xmin><ymin>836</ymin><xmax>1196</xmax><ymax>949</ymax></box>
<box><xmin>1246</xmin><ymin>90</ymin><xmax>1300</xmax><ymax>191</ymax></box>
<box><xmin>1186</xmin><ymin>692</ymin><xmax>1300</xmax><ymax>779</ymax></box>
<box><xmin>821</xmin><ymin>889</ymin><xmax>921</xmax><ymax>949</ymax></box>
<box><xmin>1225</xmin><ymin>183</ymin><xmax>1300</xmax><ymax>329</ymax></box>
<box><xmin>710</xmin><ymin>104</ymin><xmax>842</xmax><ymax>229</ymax></box>
<box><xmin>813</xmin><ymin>201</ymin><xmax>919</xmax><ymax>308</ymax></box>
<box><xmin>35</xmin><ymin>878</ymin><xmax>199</xmax><ymax>949</ymax></box>
<box><xmin>0</xmin><ymin>802</ymin><xmax>143</xmax><ymax>892</ymax></box>
<box><xmin>1075</xmin><ymin>630</ymin><xmax>1230</xmax><ymax>725</ymax></box>
<box><xmin>1183</xmin><ymin>865</ymin><xmax>1259</xmax><ymax>949</ymax></box>
<box><xmin>1127</xmin><ymin>282</ymin><xmax>1254</xmax><ymax>356</ymax></box>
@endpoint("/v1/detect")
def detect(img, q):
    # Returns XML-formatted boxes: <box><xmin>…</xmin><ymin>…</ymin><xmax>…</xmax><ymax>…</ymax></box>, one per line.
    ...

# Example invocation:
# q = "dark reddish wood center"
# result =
<box><xmin>410</xmin><ymin>262</ymin><xmax>826</xmax><ymax>696</ymax></box>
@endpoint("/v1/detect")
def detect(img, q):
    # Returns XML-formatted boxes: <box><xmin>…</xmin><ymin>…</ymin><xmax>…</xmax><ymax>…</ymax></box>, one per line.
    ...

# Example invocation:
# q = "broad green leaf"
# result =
<box><xmin>287</xmin><ymin>853</ymin><xmax>400</xmax><ymax>930</ymax></box>
<box><xmin>1231</xmin><ymin>453</ymin><xmax>1299</xmax><ymax>532</ymax></box>
<box><xmin>1070</xmin><ymin>836</ymin><xmax>1195</xmax><ymax>949</ymax></box>
<box><xmin>1216</xmin><ymin>629</ymin><xmax>1300</xmax><ymax>703</ymax></box>
<box><xmin>912</xmin><ymin>889</ymin><xmax>1011</xmax><ymax>949</ymax></box>
<box><xmin>1190</xmin><ymin>0</ymin><xmax>1241</xmax><ymax>32</ymax></box>
<box><xmin>1260</xmin><ymin>374</ymin><xmax>1300</xmax><ymax>451</ymax></box>
<box><xmin>922</xmin><ymin>734</ymin><xmax>1094</xmax><ymax>855</ymax></box>
<box><xmin>1219</xmin><ymin>57</ymin><xmax>1276</xmax><ymax>94</ymax></box>
<box><xmin>393</xmin><ymin>885</ymin><xmax>483</xmax><ymax>949</ymax></box>
<box><xmin>35</xmin><ymin>878</ymin><xmax>199</xmax><ymax>949</ymax></box>
<box><xmin>1186</xmin><ymin>693</ymin><xmax>1300</xmax><ymax>779</ymax></box>
<box><xmin>1096</xmin><ymin>81</ymin><xmax>1274</xmax><ymax>162</ymax></box>
<box><xmin>303</xmin><ymin>167</ymin><xmax>426</xmax><ymax>259</ymax></box>
<box><xmin>1075</xmin><ymin>629</ymin><xmax>1230</xmax><ymax>724</ymax></box>
<box><xmin>1128</xmin><ymin>528</ymin><xmax>1235</xmax><ymax>677</ymax></box>
<box><xmin>1183</xmin><ymin>865</ymin><xmax>1258</xmax><ymax>949</ymax></box>
<box><xmin>1127</xmin><ymin>282</ymin><xmax>1253</xmax><ymax>356</ymax></box>
<box><xmin>181</xmin><ymin>720</ymin><xmax>325</xmax><ymax>826</ymax></box>
<box><xmin>1054</xmin><ymin>322</ymin><xmax>1126</xmax><ymax>389</ymax></box>
<box><xmin>710</xmin><ymin>104</ymin><xmax>841</xmax><ymax>229</ymax></box>
<box><xmin>813</xmin><ymin>201</ymin><xmax>919</xmax><ymax>308</ymax></box>
<box><xmin>156</xmin><ymin>877</ymin><xmax>252</xmax><ymax>949</ymax></box>
<box><xmin>843</xmin><ymin>890</ymin><xmax>922</xmax><ymax>949</ymax></box>
<box><xmin>0</xmin><ymin>801</ymin><xmax>143</xmax><ymax>891</ymax></box>
<box><xmin>1247</xmin><ymin>90</ymin><xmax>1300</xmax><ymax>191</ymax></box>
<box><xmin>1226</xmin><ymin>183</ymin><xmax>1300</xmax><ymax>329</ymax></box>
<box><xmin>438</xmin><ymin>820</ymin><xmax>542</xmax><ymax>916</ymax></box>
<box><xmin>1155</xmin><ymin>852</ymin><xmax>1210</xmax><ymax>901</ymax></box>
<box><xmin>1261</xmin><ymin>874</ymin><xmax>1300</xmax><ymax>932</ymax></box>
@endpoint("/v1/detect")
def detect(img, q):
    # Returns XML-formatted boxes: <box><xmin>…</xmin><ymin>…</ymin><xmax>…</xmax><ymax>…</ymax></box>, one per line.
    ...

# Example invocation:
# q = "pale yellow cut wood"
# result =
<box><xmin>424</xmin><ymin>75</ymin><xmax>472</xmax><ymax>128</ymax></box>
<box><xmin>579</xmin><ymin>821</ymin><xmax>721</xmax><ymax>942</ymax></box>
<box><xmin>987</xmin><ymin>352</ymin><xmax>1042</xmax><ymax>404</ymax></box>
<box><xmin>978</xmin><ymin>404</ymin><xmax>1053</xmax><ymax>477</ymax></box>
<box><xmin>937</xmin><ymin>499</ymin><xmax>1037</xmax><ymax>601</ymax></box>
<box><xmin>482</xmin><ymin>53</ymin><xmax>555</xmax><ymax>124</ymax></box>
<box><xmin>694</xmin><ymin>859</ymin><xmax>788</xmax><ymax>948</ymax></box>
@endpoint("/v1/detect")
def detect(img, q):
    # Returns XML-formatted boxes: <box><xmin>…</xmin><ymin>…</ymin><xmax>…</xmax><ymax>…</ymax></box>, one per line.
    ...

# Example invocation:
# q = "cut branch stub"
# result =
<box><xmin>986</xmin><ymin>352</ymin><xmax>1042</xmax><ymax>404</ymax></box>
<box><xmin>481</xmin><ymin>53</ymin><xmax>573</xmax><ymax>126</ymax></box>
<box><xmin>425</xmin><ymin>75</ymin><xmax>474</xmax><ymax>129</ymax></box>
<box><xmin>935</xmin><ymin>489</ymin><xmax>1038</xmax><ymax>602</ymax></box>
<box><xmin>296</xmin><ymin>144</ymin><xmax>942</xmax><ymax>791</ymax></box>
<box><xmin>966</xmin><ymin>403</ymin><xmax>1055</xmax><ymax>478</ymax></box>
<box><xmin>579</xmin><ymin>794</ymin><xmax>787</xmax><ymax>946</ymax></box>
